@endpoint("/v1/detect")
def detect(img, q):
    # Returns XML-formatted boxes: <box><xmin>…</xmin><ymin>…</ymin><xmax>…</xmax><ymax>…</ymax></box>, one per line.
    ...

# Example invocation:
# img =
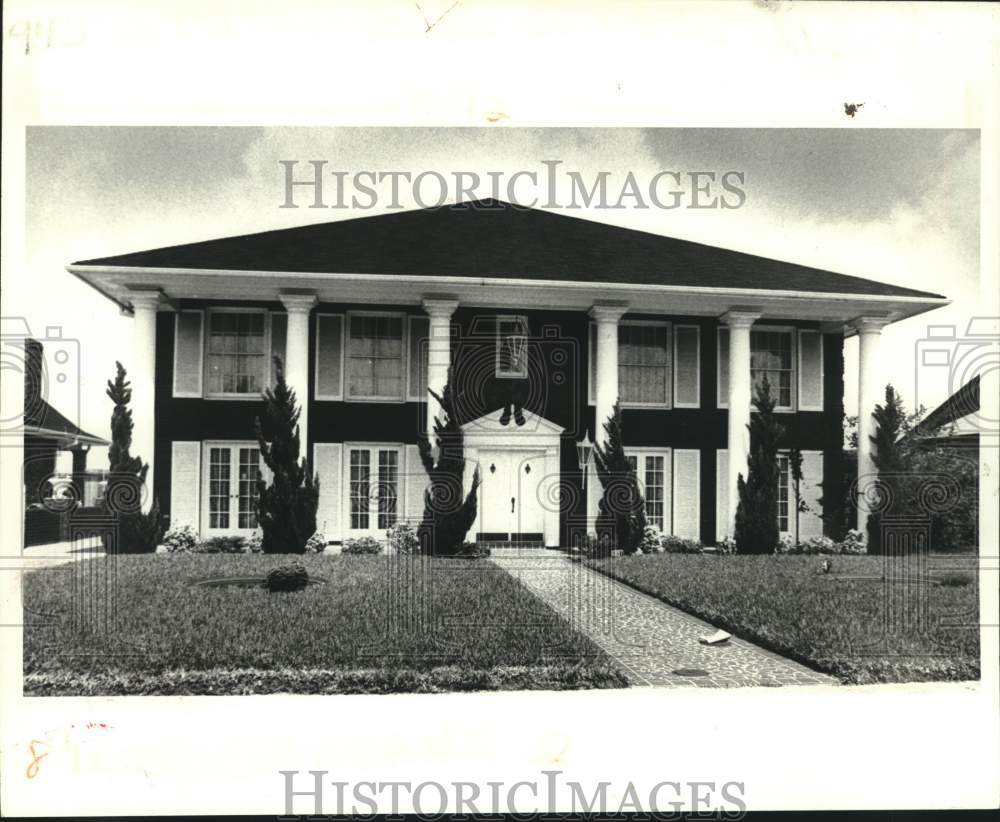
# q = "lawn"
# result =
<box><xmin>23</xmin><ymin>554</ymin><xmax>628</xmax><ymax>696</ymax></box>
<box><xmin>585</xmin><ymin>553</ymin><xmax>980</xmax><ymax>685</ymax></box>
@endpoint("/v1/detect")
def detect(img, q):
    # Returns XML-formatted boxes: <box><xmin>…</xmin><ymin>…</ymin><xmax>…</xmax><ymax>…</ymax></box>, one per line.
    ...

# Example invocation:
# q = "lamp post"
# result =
<box><xmin>577</xmin><ymin>431</ymin><xmax>594</xmax><ymax>489</ymax></box>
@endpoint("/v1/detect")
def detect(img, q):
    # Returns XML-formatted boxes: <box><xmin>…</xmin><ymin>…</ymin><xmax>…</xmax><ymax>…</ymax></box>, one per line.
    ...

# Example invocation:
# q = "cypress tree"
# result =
<box><xmin>417</xmin><ymin>373</ymin><xmax>481</xmax><ymax>556</ymax></box>
<box><xmin>254</xmin><ymin>356</ymin><xmax>319</xmax><ymax>554</ymax></box>
<box><xmin>734</xmin><ymin>376</ymin><xmax>784</xmax><ymax>554</ymax></box>
<box><xmin>102</xmin><ymin>362</ymin><xmax>164</xmax><ymax>553</ymax></box>
<box><xmin>865</xmin><ymin>384</ymin><xmax>908</xmax><ymax>553</ymax></box>
<box><xmin>593</xmin><ymin>402</ymin><xmax>647</xmax><ymax>555</ymax></box>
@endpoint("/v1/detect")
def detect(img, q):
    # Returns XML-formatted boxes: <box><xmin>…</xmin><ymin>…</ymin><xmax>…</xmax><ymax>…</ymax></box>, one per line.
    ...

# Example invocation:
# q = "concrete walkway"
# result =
<box><xmin>491</xmin><ymin>548</ymin><xmax>838</xmax><ymax>689</ymax></box>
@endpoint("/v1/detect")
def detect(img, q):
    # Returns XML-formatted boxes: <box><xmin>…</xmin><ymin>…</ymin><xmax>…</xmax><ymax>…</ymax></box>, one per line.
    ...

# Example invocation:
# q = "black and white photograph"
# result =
<box><xmin>1</xmin><ymin>1</ymin><xmax>998</xmax><ymax>817</ymax></box>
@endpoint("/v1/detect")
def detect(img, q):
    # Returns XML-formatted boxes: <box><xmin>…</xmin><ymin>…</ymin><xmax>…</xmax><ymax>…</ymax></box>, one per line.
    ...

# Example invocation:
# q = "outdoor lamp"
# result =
<box><xmin>576</xmin><ymin>431</ymin><xmax>594</xmax><ymax>488</ymax></box>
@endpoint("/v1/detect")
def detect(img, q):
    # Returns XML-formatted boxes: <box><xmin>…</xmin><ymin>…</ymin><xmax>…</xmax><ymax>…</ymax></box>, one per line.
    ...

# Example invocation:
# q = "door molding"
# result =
<box><xmin>461</xmin><ymin>409</ymin><xmax>564</xmax><ymax>547</ymax></box>
<box><xmin>200</xmin><ymin>439</ymin><xmax>263</xmax><ymax>536</ymax></box>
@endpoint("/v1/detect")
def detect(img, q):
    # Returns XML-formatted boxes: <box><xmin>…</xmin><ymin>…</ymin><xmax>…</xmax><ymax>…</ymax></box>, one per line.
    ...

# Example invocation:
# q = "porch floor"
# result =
<box><xmin>490</xmin><ymin>551</ymin><xmax>839</xmax><ymax>689</ymax></box>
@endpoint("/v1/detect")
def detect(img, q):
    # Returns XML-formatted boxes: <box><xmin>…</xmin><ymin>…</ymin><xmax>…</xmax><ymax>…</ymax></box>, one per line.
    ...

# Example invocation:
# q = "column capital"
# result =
<box><xmin>588</xmin><ymin>302</ymin><xmax>629</xmax><ymax>324</ymax></box>
<box><xmin>279</xmin><ymin>291</ymin><xmax>318</xmax><ymax>314</ymax></box>
<box><xmin>851</xmin><ymin>315</ymin><xmax>892</xmax><ymax>334</ymax></box>
<box><xmin>124</xmin><ymin>287</ymin><xmax>167</xmax><ymax>313</ymax></box>
<box><xmin>719</xmin><ymin>308</ymin><xmax>762</xmax><ymax>329</ymax></box>
<box><xmin>422</xmin><ymin>298</ymin><xmax>459</xmax><ymax>319</ymax></box>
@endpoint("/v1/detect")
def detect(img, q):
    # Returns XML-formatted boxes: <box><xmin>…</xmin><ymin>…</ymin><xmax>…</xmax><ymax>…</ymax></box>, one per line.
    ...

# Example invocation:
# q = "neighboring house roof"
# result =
<box><xmin>74</xmin><ymin>198</ymin><xmax>944</xmax><ymax>300</ymax></box>
<box><xmin>24</xmin><ymin>399</ymin><xmax>109</xmax><ymax>448</ymax></box>
<box><xmin>914</xmin><ymin>374</ymin><xmax>981</xmax><ymax>437</ymax></box>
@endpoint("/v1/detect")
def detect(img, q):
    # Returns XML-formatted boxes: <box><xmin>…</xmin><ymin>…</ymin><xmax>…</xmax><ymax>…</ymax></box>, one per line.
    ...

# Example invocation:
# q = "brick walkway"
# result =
<box><xmin>491</xmin><ymin>549</ymin><xmax>838</xmax><ymax>689</ymax></box>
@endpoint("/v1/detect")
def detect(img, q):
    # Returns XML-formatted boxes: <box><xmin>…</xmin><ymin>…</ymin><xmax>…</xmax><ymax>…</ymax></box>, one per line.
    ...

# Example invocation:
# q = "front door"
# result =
<box><xmin>202</xmin><ymin>443</ymin><xmax>264</xmax><ymax>536</ymax></box>
<box><xmin>477</xmin><ymin>450</ymin><xmax>545</xmax><ymax>541</ymax></box>
<box><xmin>345</xmin><ymin>445</ymin><xmax>402</xmax><ymax>539</ymax></box>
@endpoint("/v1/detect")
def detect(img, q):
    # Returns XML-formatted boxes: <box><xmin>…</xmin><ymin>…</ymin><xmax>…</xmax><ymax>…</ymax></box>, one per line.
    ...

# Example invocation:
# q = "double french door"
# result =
<box><xmin>202</xmin><ymin>442</ymin><xmax>267</xmax><ymax>536</ymax></box>
<box><xmin>346</xmin><ymin>445</ymin><xmax>402</xmax><ymax>538</ymax></box>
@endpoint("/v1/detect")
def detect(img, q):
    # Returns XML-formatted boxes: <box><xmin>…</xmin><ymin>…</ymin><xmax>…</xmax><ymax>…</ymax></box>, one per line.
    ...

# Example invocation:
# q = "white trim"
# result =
<box><xmin>796</xmin><ymin>328</ymin><xmax>825</xmax><ymax>411</ymax></box>
<box><xmin>494</xmin><ymin>314</ymin><xmax>529</xmax><ymax>379</ymax></box>
<box><xmin>672</xmin><ymin>324</ymin><xmax>701</xmax><ymax>409</ymax></box>
<box><xmin>314</xmin><ymin>312</ymin><xmax>345</xmax><ymax>401</ymax></box>
<box><xmin>342</xmin><ymin>442</ymin><xmax>405</xmax><ymax>537</ymax></box>
<box><xmin>406</xmin><ymin>314</ymin><xmax>430</xmax><ymax>401</ymax></box>
<box><xmin>202</xmin><ymin>307</ymin><xmax>271</xmax><ymax>400</ymax></box>
<box><xmin>172</xmin><ymin>309</ymin><xmax>204</xmax><ymax>398</ymax></box>
<box><xmin>343</xmin><ymin>310</ymin><xmax>407</xmax><ymax>403</ymax></box>
<box><xmin>587</xmin><ymin>321</ymin><xmax>596</xmax><ymax>405</ymax></box>
<box><xmin>618</xmin><ymin>319</ymin><xmax>672</xmax><ymax>409</ymax></box>
<box><xmin>624</xmin><ymin>446</ymin><xmax>673</xmax><ymax>533</ymax></box>
<box><xmin>67</xmin><ymin>263</ymin><xmax>951</xmax><ymax>308</ymax></box>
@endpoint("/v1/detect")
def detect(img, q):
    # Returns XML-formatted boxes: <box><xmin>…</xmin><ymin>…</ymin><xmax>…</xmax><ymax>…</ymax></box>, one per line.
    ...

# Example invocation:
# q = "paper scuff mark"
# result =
<box><xmin>414</xmin><ymin>0</ymin><xmax>463</xmax><ymax>33</ymax></box>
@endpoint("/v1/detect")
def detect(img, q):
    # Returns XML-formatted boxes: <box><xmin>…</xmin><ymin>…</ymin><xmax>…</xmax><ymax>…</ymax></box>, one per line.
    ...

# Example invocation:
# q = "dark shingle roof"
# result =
<box><xmin>25</xmin><ymin>399</ymin><xmax>109</xmax><ymax>446</ymax></box>
<box><xmin>915</xmin><ymin>375</ymin><xmax>980</xmax><ymax>435</ymax></box>
<box><xmin>75</xmin><ymin>198</ymin><xmax>945</xmax><ymax>300</ymax></box>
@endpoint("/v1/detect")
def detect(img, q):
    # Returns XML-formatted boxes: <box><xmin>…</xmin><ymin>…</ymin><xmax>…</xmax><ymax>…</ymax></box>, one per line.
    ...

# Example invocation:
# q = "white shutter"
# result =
<box><xmin>717</xmin><ymin>326</ymin><xmax>729</xmax><ymax>408</ymax></box>
<box><xmin>797</xmin><ymin>450</ymin><xmax>825</xmax><ymax>540</ymax></box>
<box><xmin>671</xmin><ymin>449</ymin><xmax>700</xmax><ymax>539</ymax></box>
<box><xmin>587</xmin><ymin>322</ymin><xmax>596</xmax><ymax>405</ymax></box>
<box><xmin>673</xmin><ymin>325</ymin><xmax>700</xmax><ymax>408</ymax></box>
<box><xmin>270</xmin><ymin>312</ymin><xmax>287</xmax><ymax>384</ymax></box>
<box><xmin>407</xmin><ymin>316</ymin><xmax>430</xmax><ymax>401</ymax></box>
<box><xmin>315</xmin><ymin>314</ymin><xmax>343</xmax><ymax>400</ymax></box>
<box><xmin>170</xmin><ymin>442</ymin><xmax>201</xmax><ymax>531</ymax></box>
<box><xmin>797</xmin><ymin>330</ymin><xmax>824</xmax><ymax>411</ymax></box>
<box><xmin>586</xmin><ymin>459</ymin><xmax>601</xmax><ymax>532</ymax></box>
<box><xmin>716</xmin><ymin>449</ymin><xmax>729</xmax><ymax>541</ymax></box>
<box><xmin>313</xmin><ymin>443</ymin><xmax>342</xmax><ymax>540</ymax></box>
<box><xmin>404</xmin><ymin>445</ymin><xmax>428</xmax><ymax>525</ymax></box>
<box><xmin>172</xmin><ymin>311</ymin><xmax>203</xmax><ymax>397</ymax></box>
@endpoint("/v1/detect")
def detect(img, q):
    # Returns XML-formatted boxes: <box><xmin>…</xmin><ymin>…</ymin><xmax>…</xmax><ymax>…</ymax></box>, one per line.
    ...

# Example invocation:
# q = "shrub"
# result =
<box><xmin>661</xmin><ymin>534</ymin><xmax>703</xmax><ymax>554</ymax></box>
<box><xmin>776</xmin><ymin>534</ymin><xmax>796</xmax><ymax>554</ymax></box>
<box><xmin>938</xmin><ymin>572</ymin><xmax>973</xmax><ymax>588</ymax></box>
<box><xmin>734</xmin><ymin>376</ymin><xmax>784</xmax><ymax>555</ymax></box>
<box><xmin>417</xmin><ymin>374</ymin><xmax>481</xmax><ymax>556</ymax></box>
<box><xmin>254</xmin><ymin>356</ymin><xmax>320</xmax><ymax>554</ymax></box>
<box><xmin>839</xmin><ymin>529</ymin><xmax>867</xmax><ymax>555</ymax></box>
<box><xmin>101</xmin><ymin>362</ymin><xmax>165</xmax><ymax>554</ymax></box>
<box><xmin>581</xmin><ymin>531</ymin><xmax>614</xmax><ymax>558</ymax></box>
<box><xmin>245</xmin><ymin>530</ymin><xmax>263</xmax><ymax>553</ymax></box>
<box><xmin>342</xmin><ymin>536</ymin><xmax>383</xmax><ymax>555</ymax></box>
<box><xmin>197</xmin><ymin>535</ymin><xmax>246</xmax><ymax>554</ymax></box>
<box><xmin>800</xmin><ymin>535</ymin><xmax>838</xmax><ymax>555</ymax></box>
<box><xmin>304</xmin><ymin>531</ymin><xmax>327</xmax><ymax>554</ymax></box>
<box><xmin>593</xmin><ymin>402</ymin><xmax>647</xmax><ymax>554</ymax></box>
<box><xmin>386</xmin><ymin>522</ymin><xmax>419</xmax><ymax>555</ymax></box>
<box><xmin>163</xmin><ymin>524</ymin><xmax>199</xmax><ymax>553</ymax></box>
<box><xmin>458</xmin><ymin>540</ymin><xmax>490</xmax><ymax>558</ymax></box>
<box><xmin>265</xmin><ymin>562</ymin><xmax>309</xmax><ymax>593</ymax></box>
<box><xmin>715</xmin><ymin>536</ymin><xmax>737</xmax><ymax>555</ymax></box>
<box><xmin>639</xmin><ymin>525</ymin><xmax>663</xmax><ymax>554</ymax></box>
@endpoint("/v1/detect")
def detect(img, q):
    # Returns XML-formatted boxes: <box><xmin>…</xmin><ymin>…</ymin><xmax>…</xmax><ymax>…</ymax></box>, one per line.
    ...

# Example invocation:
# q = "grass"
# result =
<box><xmin>23</xmin><ymin>554</ymin><xmax>628</xmax><ymax>696</ymax></box>
<box><xmin>585</xmin><ymin>553</ymin><xmax>981</xmax><ymax>685</ymax></box>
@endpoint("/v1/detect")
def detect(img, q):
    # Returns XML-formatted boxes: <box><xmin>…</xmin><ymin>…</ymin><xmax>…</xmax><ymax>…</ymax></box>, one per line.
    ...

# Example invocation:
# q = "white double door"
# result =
<box><xmin>476</xmin><ymin>449</ymin><xmax>546</xmax><ymax>539</ymax></box>
<box><xmin>202</xmin><ymin>442</ymin><xmax>269</xmax><ymax>536</ymax></box>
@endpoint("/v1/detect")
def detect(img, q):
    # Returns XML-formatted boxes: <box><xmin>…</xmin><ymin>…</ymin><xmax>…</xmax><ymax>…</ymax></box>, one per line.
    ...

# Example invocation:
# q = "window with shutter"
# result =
<box><xmin>619</xmin><ymin>321</ymin><xmax>670</xmax><ymax>407</ymax></box>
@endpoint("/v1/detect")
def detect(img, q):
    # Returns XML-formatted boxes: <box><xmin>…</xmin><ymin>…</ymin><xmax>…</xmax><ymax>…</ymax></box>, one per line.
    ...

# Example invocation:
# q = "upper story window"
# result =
<box><xmin>619</xmin><ymin>322</ymin><xmax>670</xmax><ymax>406</ymax></box>
<box><xmin>205</xmin><ymin>310</ymin><xmax>268</xmax><ymax>396</ymax></box>
<box><xmin>751</xmin><ymin>329</ymin><xmax>794</xmax><ymax>409</ymax></box>
<box><xmin>346</xmin><ymin>313</ymin><xmax>405</xmax><ymax>400</ymax></box>
<box><xmin>495</xmin><ymin>316</ymin><xmax>529</xmax><ymax>378</ymax></box>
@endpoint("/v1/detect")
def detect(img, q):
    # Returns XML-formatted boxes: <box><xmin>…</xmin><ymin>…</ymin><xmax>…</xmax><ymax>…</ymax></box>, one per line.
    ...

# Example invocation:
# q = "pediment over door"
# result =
<box><xmin>460</xmin><ymin>408</ymin><xmax>565</xmax><ymax>449</ymax></box>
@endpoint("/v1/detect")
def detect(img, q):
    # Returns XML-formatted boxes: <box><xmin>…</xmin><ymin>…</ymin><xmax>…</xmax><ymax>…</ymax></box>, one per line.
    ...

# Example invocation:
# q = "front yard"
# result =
<box><xmin>586</xmin><ymin>553</ymin><xmax>981</xmax><ymax>685</ymax></box>
<box><xmin>23</xmin><ymin>554</ymin><xmax>628</xmax><ymax>696</ymax></box>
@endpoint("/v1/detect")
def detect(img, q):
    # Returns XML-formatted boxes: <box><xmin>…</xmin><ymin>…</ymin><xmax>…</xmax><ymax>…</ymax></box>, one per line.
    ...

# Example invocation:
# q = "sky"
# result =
<box><xmin>19</xmin><ymin>126</ymin><xmax>981</xmax><ymax>444</ymax></box>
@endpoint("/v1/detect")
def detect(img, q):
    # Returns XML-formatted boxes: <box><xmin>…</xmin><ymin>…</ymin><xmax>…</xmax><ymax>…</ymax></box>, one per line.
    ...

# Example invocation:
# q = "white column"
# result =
<box><xmin>589</xmin><ymin>303</ymin><xmax>629</xmax><ymax>446</ymax></box>
<box><xmin>279</xmin><ymin>292</ymin><xmax>317</xmax><ymax>453</ymax></box>
<box><xmin>721</xmin><ymin>309</ymin><xmax>761</xmax><ymax>535</ymax></box>
<box><xmin>854</xmin><ymin>316</ymin><xmax>889</xmax><ymax>535</ymax></box>
<box><xmin>422</xmin><ymin>298</ymin><xmax>458</xmax><ymax>440</ymax></box>
<box><xmin>126</xmin><ymin>289</ymin><xmax>163</xmax><ymax>512</ymax></box>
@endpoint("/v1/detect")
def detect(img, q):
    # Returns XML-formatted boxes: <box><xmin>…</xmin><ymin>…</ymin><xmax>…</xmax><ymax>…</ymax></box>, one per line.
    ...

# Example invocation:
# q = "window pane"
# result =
<box><xmin>378</xmin><ymin>450</ymin><xmax>398</xmax><ymax>529</ymax></box>
<box><xmin>347</xmin><ymin>315</ymin><xmax>404</xmax><ymax>398</ymax></box>
<box><xmin>350</xmin><ymin>449</ymin><xmax>370</xmax><ymax>529</ymax></box>
<box><xmin>207</xmin><ymin>312</ymin><xmax>265</xmax><ymax>395</ymax></box>
<box><xmin>750</xmin><ymin>330</ymin><xmax>794</xmax><ymax>407</ymax></box>
<box><xmin>618</xmin><ymin>324</ymin><xmax>669</xmax><ymax>404</ymax></box>
<box><xmin>778</xmin><ymin>455</ymin><xmax>789</xmax><ymax>533</ymax></box>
